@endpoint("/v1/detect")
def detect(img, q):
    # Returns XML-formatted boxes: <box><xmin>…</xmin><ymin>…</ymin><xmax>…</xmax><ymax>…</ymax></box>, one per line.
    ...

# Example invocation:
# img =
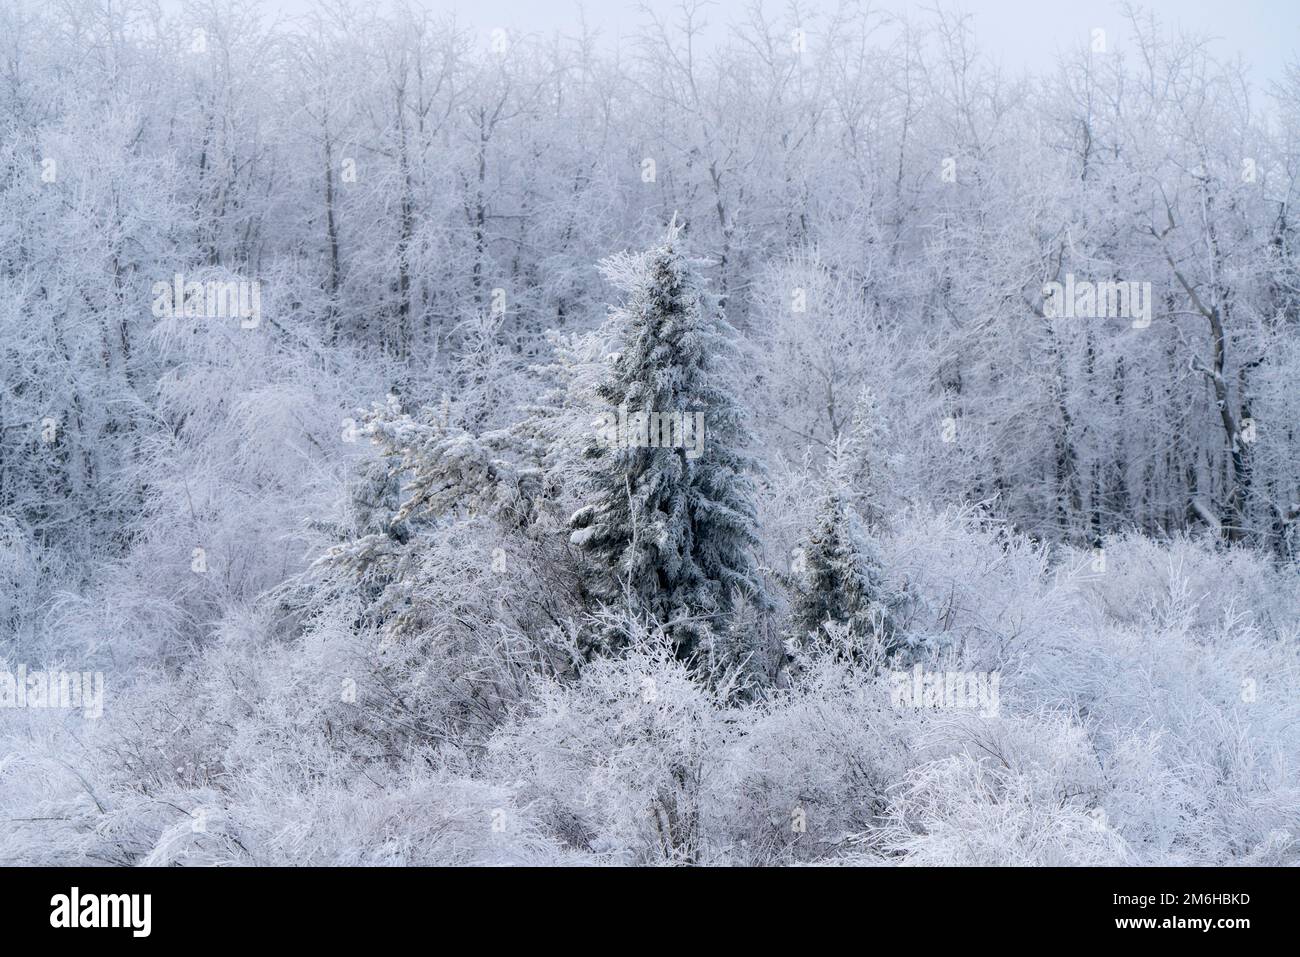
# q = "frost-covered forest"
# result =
<box><xmin>1</xmin><ymin>0</ymin><xmax>1299</xmax><ymax>866</ymax></box>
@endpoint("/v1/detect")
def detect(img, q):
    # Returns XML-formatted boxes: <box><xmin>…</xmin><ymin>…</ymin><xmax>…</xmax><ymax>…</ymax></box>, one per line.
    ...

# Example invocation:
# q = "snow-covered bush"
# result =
<box><xmin>713</xmin><ymin>646</ymin><xmax>916</xmax><ymax>864</ymax></box>
<box><xmin>488</xmin><ymin>626</ymin><xmax>733</xmax><ymax>864</ymax></box>
<box><xmin>880</xmin><ymin>505</ymin><xmax>1081</xmax><ymax>673</ymax></box>
<box><xmin>1062</xmin><ymin>532</ymin><xmax>1300</xmax><ymax>641</ymax></box>
<box><xmin>874</xmin><ymin>713</ymin><xmax>1133</xmax><ymax>866</ymax></box>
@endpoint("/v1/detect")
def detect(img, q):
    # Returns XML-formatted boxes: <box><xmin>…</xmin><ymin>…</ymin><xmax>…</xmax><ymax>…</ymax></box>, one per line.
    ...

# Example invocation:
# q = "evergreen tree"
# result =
<box><xmin>569</xmin><ymin>221</ymin><xmax>765</xmax><ymax>662</ymax></box>
<box><xmin>786</xmin><ymin>437</ymin><xmax>897</xmax><ymax>657</ymax></box>
<box><xmin>838</xmin><ymin>386</ymin><xmax>900</xmax><ymax>529</ymax></box>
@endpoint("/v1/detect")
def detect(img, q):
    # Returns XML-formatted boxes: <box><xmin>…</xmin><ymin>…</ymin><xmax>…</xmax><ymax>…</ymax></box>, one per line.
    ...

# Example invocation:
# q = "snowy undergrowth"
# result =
<box><xmin>4</xmin><ymin>513</ymin><xmax>1294</xmax><ymax>866</ymax></box>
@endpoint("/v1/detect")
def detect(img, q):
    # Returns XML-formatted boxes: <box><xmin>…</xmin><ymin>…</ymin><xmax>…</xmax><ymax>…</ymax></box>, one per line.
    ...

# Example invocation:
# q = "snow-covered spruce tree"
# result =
<box><xmin>785</xmin><ymin>437</ymin><xmax>898</xmax><ymax>661</ymax></box>
<box><xmin>838</xmin><ymin>386</ymin><xmax>902</xmax><ymax>529</ymax></box>
<box><xmin>313</xmin><ymin>391</ymin><xmax>553</xmax><ymax>609</ymax></box>
<box><xmin>569</xmin><ymin>222</ymin><xmax>766</xmax><ymax>665</ymax></box>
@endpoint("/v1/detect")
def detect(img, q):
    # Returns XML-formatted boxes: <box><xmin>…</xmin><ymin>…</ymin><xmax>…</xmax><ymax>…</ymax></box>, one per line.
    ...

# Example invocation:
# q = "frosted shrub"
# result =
<box><xmin>0</xmin><ymin>710</ymin><xmax>121</xmax><ymax>865</ymax></box>
<box><xmin>996</xmin><ymin>559</ymin><xmax>1300</xmax><ymax>864</ymax></box>
<box><xmin>307</xmin><ymin>512</ymin><xmax>585</xmax><ymax>744</ymax></box>
<box><xmin>142</xmin><ymin>773</ymin><xmax>569</xmax><ymax>867</ymax></box>
<box><xmin>881</xmin><ymin>506</ymin><xmax>1080</xmax><ymax>673</ymax></box>
<box><xmin>875</xmin><ymin>712</ymin><xmax>1133</xmax><ymax>866</ymax></box>
<box><xmin>1062</xmin><ymin>532</ymin><xmax>1300</xmax><ymax>640</ymax></box>
<box><xmin>488</xmin><ymin>627</ymin><xmax>732</xmax><ymax>864</ymax></box>
<box><xmin>713</xmin><ymin>648</ymin><xmax>917</xmax><ymax>865</ymax></box>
